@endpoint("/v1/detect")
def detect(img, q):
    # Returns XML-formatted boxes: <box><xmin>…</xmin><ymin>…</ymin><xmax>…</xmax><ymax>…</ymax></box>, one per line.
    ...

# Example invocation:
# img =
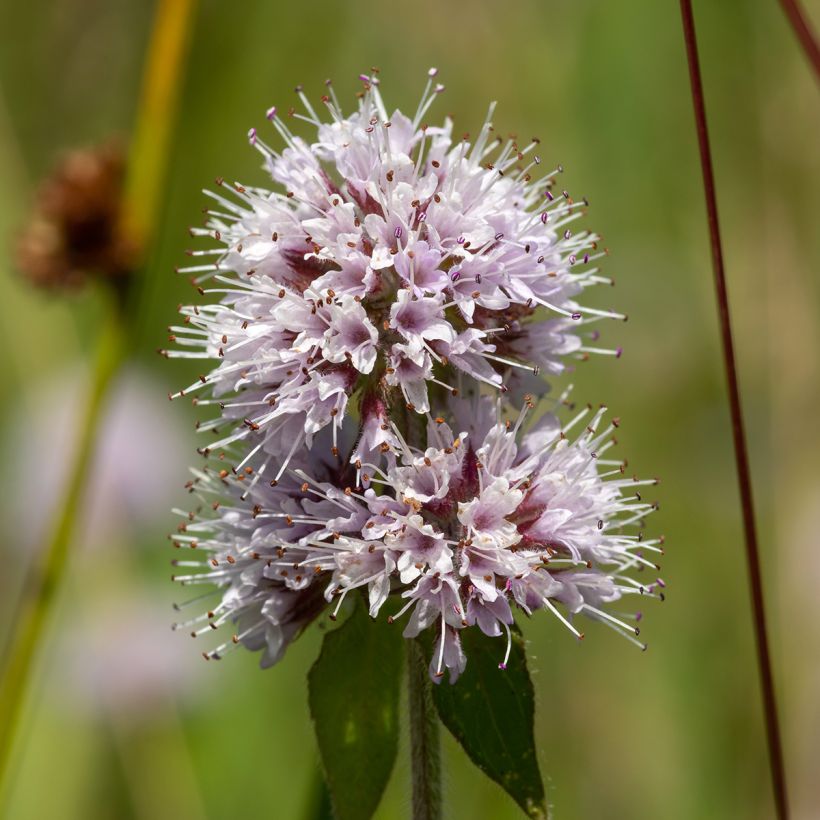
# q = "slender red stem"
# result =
<box><xmin>678</xmin><ymin>3</ymin><xmax>790</xmax><ymax>819</ymax></box>
<box><xmin>779</xmin><ymin>0</ymin><xmax>820</xmax><ymax>80</ymax></box>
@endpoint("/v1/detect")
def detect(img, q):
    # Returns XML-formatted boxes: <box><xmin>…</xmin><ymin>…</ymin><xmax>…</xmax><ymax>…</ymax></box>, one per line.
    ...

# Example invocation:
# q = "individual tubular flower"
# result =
<box><xmin>171</xmin><ymin>396</ymin><xmax>663</xmax><ymax>683</ymax></box>
<box><xmin>164</xmin><ymin>70</ymin><xmax>624</xmax><ymax>481</ymax></box>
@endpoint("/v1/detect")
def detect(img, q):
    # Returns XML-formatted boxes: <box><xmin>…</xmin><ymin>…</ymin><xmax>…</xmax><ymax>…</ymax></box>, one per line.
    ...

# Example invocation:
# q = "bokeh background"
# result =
<box><xmin>1</xmin><ymin>0</ymin><xmax>818</xmax><ymax>818</ymax></box>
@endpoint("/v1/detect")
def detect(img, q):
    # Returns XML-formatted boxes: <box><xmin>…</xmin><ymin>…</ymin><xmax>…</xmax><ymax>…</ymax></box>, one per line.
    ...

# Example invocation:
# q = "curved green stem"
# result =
<box><xmin>0</xmin><ymin>0</ymin><xmax>198</xmax><ymax>800</ymax></box>
<box><xmin>0</xmin><ymin>305</ymin><xmax>125</xmax><ymax>791</ymax></box>
<box><xmin>406</xmin><ymin>639</ymin><xmax>442</xmax><ymax>820</ymax></box>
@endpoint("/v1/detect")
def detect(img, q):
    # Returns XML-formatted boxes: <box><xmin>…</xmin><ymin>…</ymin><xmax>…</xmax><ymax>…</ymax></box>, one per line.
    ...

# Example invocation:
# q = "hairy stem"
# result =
<box><xmin>0</xmin><ymin>306</ymin><xmax>125</xmax><ymax>790</ymax></box>
<box><xmin>406</xmin><ymin>638</ymin><xmax>442</xmax><ymax>820</ymax></box>
<box><xmin>401</xmin><ymin>404</ymin><xmax>443</xmax><ymax>819</ymax></box>
<box><xmin>679</xmin><ymin>3</ymin><xmax>790</xmax><ymax>818</ymax></box>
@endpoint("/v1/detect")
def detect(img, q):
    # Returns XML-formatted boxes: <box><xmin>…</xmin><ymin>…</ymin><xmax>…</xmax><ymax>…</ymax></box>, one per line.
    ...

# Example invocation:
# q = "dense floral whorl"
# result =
<box><xmin>171</xmin><ymin>397</ymin><xmax>661</xmax><ymax>682</ymax></box>
<box><xmin>165</xmin><ymin>71</ymin><xmax>623</xmax><ymax>480</ymax></box>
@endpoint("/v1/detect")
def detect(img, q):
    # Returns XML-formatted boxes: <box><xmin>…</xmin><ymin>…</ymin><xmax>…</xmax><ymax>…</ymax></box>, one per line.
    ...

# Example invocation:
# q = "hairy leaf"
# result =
<box><xmin>308</xmin><ymin>602</ymin><xmax>403</xmax><ymax>820</ymax></box>
<box><xmin>431</xmin><ymin>626</ymin><xmax>547</xmax><ymax>819</ymax></box>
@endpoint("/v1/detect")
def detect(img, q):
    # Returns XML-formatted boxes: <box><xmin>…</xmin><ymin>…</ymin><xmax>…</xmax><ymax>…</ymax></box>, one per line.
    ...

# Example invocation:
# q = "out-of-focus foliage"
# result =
<box><xmin>0</xmin><ymin>1</ymin><xmax>818</xmax><ymax>818</ymax></box>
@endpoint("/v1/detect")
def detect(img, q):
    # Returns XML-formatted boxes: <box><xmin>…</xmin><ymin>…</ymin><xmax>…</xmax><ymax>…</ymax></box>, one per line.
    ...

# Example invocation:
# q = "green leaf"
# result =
<box><xmin>308</xmin><ymin>600</ymin><xmax>403</xmax><ymax>820</ymax></box>
<box><xmin>431</xmin><ymin>626</ymin><xmax>547</xmax><ymax>819</ymax></box>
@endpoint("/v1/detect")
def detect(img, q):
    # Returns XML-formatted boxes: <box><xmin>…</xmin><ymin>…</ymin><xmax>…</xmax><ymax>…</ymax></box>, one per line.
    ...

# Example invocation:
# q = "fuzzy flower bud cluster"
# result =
<box><xmin>168</xmin><ymin>71</ymin><xmax>660</xmax><ymax>681</ymax></box>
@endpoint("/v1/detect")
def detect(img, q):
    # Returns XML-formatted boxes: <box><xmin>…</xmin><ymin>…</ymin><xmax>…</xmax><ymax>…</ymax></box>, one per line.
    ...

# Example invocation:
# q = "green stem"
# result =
<box><xmin>127</xmin><ymin>0</ymin><xmax>199</xmax><ymax>351</ymax></box>
<box><xmin>0</xmin><ymin>305</ymin><xmax>125</xmax><ymax>790</ymax></box>
<box><xmin>121</xmin><ymin>0</ymin><xmax>198</xmax><ymax>253</ymax></box>
<box><xmin>406</xmin><ymin>639</ymin><xmax>442</xmax><ymax>820</ymax></box>
<box><xmin>0</xmin><ymin>0</ymin><xmax>198</xmax><ymax>800</ymax></box>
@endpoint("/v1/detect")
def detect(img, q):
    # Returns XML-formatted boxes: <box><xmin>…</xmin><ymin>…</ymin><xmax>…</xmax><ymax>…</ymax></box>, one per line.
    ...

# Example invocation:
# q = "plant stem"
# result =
<box><xmin>0</xmin><ymin>305</ymin><xmax>125</xmax><ymax>790</ymax></box>
<box><xmin>121</xmin><ymin>0</ymin><xmax>198</xmax><ymax>253</ymax></box>
<box><xmin>127</xmin><ymin>0</ymin><xmax>199</xmax><ymax>353</ymax></box>
<box><xmin>778</xmin><ymin>0</ymin><xmax>820</xmax><ymax>81</ymax></box>
<box><xmin>0</xmin><ymin>0</ymin><xmax>198</xmax><ymax>800</ymax></box>
<box><xmin>401</xmin><ymin>399</ymin><xmax>443</xmax><ymax>818</ymax></box>
<box><xmin>678</xmin><ymin>3</ymin><xmax>790</xmax><ymax>818</ymax></box>
<box><xmin>406</xmin><ymin>638</ymin><xmax>442</xmax><ymax>820</ymax></box>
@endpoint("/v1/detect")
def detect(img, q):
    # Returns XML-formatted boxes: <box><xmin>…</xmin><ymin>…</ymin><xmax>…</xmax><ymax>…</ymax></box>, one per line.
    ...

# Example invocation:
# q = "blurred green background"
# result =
<box><xmin>1</xmin><ymin>0</ymin><xmax>818</xmax><ymax>818</ymax></box>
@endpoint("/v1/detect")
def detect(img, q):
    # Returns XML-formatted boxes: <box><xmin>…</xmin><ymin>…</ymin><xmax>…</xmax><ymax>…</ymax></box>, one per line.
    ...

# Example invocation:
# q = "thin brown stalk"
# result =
<box><xmin>678</xmin><ymin>3</ymin><xmax>789</xmax><ymax>818</ymax></box>
<box><xmin>778</xmin><ymin>0</ymin><xmax>820</xmax><ymax>81</ymax></box>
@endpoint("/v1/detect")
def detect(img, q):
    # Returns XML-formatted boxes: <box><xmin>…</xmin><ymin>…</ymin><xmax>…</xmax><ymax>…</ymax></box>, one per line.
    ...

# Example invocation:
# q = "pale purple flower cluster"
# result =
<box><xmin>169</xmin><ymin>71</ymin><xmax>659</xmax><ymax>681</ymax></box>
<box><xmin>166</xmin><ymin>70</ymin><xmax>621</xmax><ymax>482</ymax></box>
<box><xmin>172</xmin><ymin>396</ymin><xmax>662</xmax><ymax>681</ymax></box>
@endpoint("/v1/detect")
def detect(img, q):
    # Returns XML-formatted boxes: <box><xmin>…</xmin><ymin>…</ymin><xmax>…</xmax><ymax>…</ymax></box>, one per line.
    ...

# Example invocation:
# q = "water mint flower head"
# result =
<box><xmin>171</xmin><ymin>396</ymin><xmax>661</xmax><ymax>683</ymax></box>
<box><xmin>165</xmin><ymin>70</ymin><xmax>623</xmax><ymax>482</ymax></box>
